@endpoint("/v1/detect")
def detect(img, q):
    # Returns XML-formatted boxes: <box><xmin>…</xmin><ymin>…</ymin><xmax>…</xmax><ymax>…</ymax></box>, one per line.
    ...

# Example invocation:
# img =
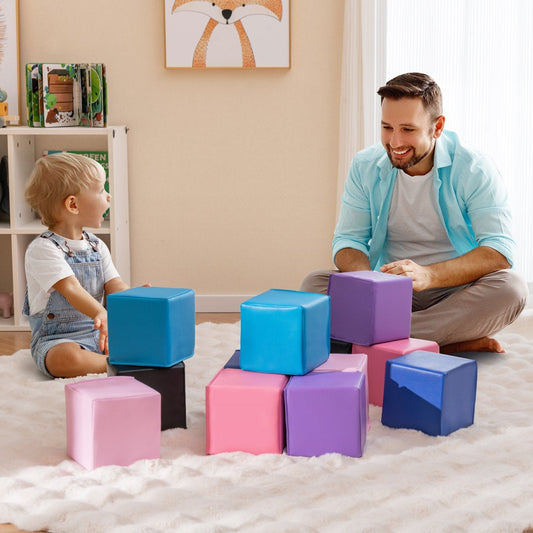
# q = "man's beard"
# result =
<box><xmin>386</xmin><ymin>143</ymin><xmax>434</xmax><ymax>172</ymax></box>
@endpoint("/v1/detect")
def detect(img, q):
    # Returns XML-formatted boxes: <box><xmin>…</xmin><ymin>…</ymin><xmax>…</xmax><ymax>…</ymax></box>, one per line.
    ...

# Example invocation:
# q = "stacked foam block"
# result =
<box><xmin>207</xmin><ymin>272</ymin><xmax>478</xmax><ymax>458</ymax></box>
<box><xmin>65</xmin><ymin>287</ymin><xmax>195</xmax><ymax>469</ymax></box>
<box><xmin>206</xmin><ymin>289</ymin><xmax>369</xmax><ymax>458</ymax></box>
<box><xmin>329</xmin><ymin>271</ymin><xmax>477</xmax><ymax>436</ymax></box>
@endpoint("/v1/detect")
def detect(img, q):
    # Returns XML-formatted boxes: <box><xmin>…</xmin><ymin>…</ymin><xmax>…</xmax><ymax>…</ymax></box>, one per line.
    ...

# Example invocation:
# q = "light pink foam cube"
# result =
<box><xmin>313</xmin><ymin>353</ymin><xmax>370</xmax><ymax>431</ymax></box>
<box><xmin>353</xmin><ymin>338</ymin><xmax>439</xmax><ymax>406</ymax></box>
<box><xmin>206</xmin><ymin>368</ymin><xmax>288</xmax><ymax>455</ymax></box>
<box><xmin>65</xmin><ymin>376</ymin><xmax>161</xmax><ymax>470</ymax></box>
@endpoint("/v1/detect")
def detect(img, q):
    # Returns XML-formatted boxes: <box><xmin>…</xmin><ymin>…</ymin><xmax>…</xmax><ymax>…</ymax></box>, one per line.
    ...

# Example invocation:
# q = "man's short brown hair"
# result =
<box><xmin>377</xmin><ymin>72</ymin><xmax>443</xmax><ymax>121</ymax></box>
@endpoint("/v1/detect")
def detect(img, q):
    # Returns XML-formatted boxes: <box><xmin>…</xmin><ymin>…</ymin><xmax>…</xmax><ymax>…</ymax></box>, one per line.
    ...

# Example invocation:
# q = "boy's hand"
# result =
<box><xmin>93</xmin><ymin>311</ymin><xmax>109</xmax><ymax>354</ymax></box>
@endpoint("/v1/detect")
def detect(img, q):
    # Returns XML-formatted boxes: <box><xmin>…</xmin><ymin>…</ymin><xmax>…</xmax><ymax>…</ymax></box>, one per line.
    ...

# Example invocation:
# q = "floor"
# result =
<box><xmin>0</xmin><ymin>312</ymin><xmax>240</xmax><ymax>533</ymax></box>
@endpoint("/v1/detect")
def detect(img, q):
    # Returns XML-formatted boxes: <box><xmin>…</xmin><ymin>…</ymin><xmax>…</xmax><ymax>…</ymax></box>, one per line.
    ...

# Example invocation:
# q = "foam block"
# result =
<box><xmin>65</xmin><ymin>376</ymin><xmax>161</xmax><ymax>470</ymax></box>
<box><xmin>328</xmin><ymin>271</ymin><xmax>412</xmax><ymax>345</ymax></box>
<box><xmin>313</xmin><ymin>353</ymin><xmax>369</xmax><ymax>431</ymax></box>
<box><xmin>381</xmin><ymin>351</ymin><xmax>477</xmax><ymax>436</ymax></box>
<box><xmin>206</xmin><ymin>368</ymin><xmax>288</xmax><ymax>455</ymax></box>
<box><xmin>284</xmin><ymin>371</ymin><xmax>366</xmax><ymax>458</ymax></box>
<box><xmin>108</xmin><ymin>287</ymin><xmax>195</xmax><ymax>367</ymax></box>
<box><xmin>224</xmin><ymin>350</ymin><xmax>241</xmax><ymax>369</ymax></box>
<box><xmin>353</xmin><ymin>338</ymin><xmax>439</xmax><ymax>406</ymax></box>
<box><xmin>107</xmin><ymin>360</ymin><xmax>186</xmax><ymax>430</ymax></box>
<box><xmin>240</xmin><ymin>289</ymin><xmax>330</xmax><ymax>375</ymax></box>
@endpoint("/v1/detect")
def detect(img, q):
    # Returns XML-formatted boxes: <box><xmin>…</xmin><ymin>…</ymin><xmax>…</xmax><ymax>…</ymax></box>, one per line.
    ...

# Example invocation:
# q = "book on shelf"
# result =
<box><xmin>42</xmin><ymin>150</ymin><xmax>110</xmax><ymax>220</ymax></box>
<box><xmin>25</xmin><ymin>63</ymin><xmax>107</xmax><ymax>128</ymax></box>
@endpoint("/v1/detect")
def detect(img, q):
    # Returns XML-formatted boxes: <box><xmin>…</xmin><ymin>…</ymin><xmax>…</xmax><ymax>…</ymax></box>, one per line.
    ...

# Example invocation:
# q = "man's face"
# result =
<box><xmin>380</xmin><ymin>97</ymin><xmax>444</xmax><ymax>176</ymax></box>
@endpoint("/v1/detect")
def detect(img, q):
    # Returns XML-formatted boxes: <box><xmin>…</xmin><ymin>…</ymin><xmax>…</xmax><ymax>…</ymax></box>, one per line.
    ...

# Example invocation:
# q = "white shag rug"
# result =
<box><xmin>1</xmin><ymin>313</ymin><xmax>533</xmax><ymax>533</ymax></box>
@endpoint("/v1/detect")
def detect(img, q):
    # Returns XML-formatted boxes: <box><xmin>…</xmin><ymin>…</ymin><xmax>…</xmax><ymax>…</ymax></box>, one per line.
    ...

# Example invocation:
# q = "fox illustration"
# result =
<box><xmin>171</xmin><ymin>0</ymin><xmax>283</xmax><ymax>68</ymax></box>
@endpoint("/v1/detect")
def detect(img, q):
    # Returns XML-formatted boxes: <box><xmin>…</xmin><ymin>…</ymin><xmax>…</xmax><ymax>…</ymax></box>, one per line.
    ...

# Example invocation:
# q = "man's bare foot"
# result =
<box><xmin>440</xmin><ymin>336</ymin><xmax>505</xmax><ymax>354</ymax></box>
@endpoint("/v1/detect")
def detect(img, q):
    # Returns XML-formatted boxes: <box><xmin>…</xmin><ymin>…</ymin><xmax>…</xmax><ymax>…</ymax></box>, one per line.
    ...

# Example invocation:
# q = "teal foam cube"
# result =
<box><xmin>240</xmin><ymin>289</ymin><xmax>330</xmax><ymax>375</ymax></box>
<box><xmin>108</xmin><ymin>287</ymin><xmax>195</xmax><ymax>367</ymax></box>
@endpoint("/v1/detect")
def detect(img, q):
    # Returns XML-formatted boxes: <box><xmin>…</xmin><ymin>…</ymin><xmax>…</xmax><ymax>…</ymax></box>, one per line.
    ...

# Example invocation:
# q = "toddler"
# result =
<box><xmin>24</xmin><ymin>152</ymin><xmax>129</xmax><ymax>378</ymax></box>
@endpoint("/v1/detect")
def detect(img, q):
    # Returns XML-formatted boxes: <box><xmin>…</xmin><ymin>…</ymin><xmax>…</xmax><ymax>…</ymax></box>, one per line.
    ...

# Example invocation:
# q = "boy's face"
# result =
<box><xmin>76</xmin><ymin>172</ymin><xmax>110</xmax><ymax>229</ymax></box>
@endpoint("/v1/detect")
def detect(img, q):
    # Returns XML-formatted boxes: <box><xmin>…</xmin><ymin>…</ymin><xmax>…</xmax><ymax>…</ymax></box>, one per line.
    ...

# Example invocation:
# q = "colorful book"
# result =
<box><xmin>89</xmin><ymin>64</ymin><xmax>105</xmax><ymax>128</ymax></box>
<box><xmin>24</xmin><ymin>63</ymin><xmax>108</xmax><ymax>128</ymax></box>
<box><xmin>41</xmin><ymin>64</ymin><xmax>81</xmax><ymax>127</ymax></box>
<box><xmin>30</xmin><ymin>65</ymin><xmax>41</xmax><ymax>127</ymax></box>
<box><xmin>25</xmin><ymin>64</ymin><xmax>35</xmax><ymax>127</ymax></box>
<box><xmin>79</xmin><ymin>64</ymin><xmax>91</xmax><ymax>127</ymax></box>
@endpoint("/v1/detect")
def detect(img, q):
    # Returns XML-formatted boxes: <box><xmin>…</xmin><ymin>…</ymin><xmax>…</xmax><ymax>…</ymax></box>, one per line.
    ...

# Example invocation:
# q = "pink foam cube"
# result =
<box><xmin>206</xmin><ymin>368</ymin><xmax>288</xmax><ymax>455</ymax></box>
<box><xmin>65</xmin><ymin>376</ymin><xmax>161</xmax><ymax>470</ymax></box>
<box><xmin>313</xmin><ymin>353</ymin><xmax>370</xmax><ymax>431</ymax></box>
<box><xmin>353</xmin><ymin>338</ymin><xmax>439</xmax><ymax>406</ymax></box>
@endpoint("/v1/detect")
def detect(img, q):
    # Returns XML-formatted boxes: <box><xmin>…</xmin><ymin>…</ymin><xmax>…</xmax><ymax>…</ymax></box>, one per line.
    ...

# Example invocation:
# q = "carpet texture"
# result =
<box><xmin>1</xmin><ymin>314</ymin><xmax>533</xmax><ymax>533</ymax></box>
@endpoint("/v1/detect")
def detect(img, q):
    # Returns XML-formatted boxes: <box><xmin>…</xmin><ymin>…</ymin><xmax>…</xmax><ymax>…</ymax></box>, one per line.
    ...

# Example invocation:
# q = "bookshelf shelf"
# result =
<box><xmin>0</xmin><ymin>126</ymin><xmax>130</xmax><ymax>331</ymax></box>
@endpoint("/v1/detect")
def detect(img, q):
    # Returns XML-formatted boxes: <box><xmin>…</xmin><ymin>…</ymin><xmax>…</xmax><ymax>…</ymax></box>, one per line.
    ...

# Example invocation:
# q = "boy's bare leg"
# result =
<box><xmin>45</xmin><ymin>342</ymin><xmax>107</xmax><ymax>378</ymax></box>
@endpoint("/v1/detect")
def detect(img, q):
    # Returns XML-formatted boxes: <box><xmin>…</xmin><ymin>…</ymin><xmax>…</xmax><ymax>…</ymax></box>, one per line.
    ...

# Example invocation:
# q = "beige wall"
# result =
<box><xmin>19</xmin><ymin>0</ymin><xmax>344</xmax><ymax>297</ymax></box>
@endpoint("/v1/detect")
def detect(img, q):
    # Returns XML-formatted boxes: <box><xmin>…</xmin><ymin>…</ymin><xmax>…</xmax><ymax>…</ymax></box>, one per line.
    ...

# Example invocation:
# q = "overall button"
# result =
<box><xmin>47</xmin><ymin>313</ymin><xmax>55</xmax><ymax>319</ymax></box>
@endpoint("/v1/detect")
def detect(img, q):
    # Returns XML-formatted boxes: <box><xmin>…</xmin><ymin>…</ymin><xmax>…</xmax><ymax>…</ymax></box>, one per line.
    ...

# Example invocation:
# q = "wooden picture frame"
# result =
<box><xmin>0</xmin><ymin>0</ymin><xmax>20</xmax><ymax>124</ymax></box>
<box><xmin>164</xmin><ymin>0</ymin><xmax>290</xmax><ymax>69</ymax></box>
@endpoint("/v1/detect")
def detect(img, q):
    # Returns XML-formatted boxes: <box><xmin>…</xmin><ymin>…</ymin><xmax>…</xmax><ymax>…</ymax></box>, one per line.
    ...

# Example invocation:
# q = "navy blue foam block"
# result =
<box><xmin>224</xmin><ymin>350</ymin><xmax>241</xmax><ymax>369</ymax></box>
<box><xmin>107</xmin><ymin>359</ymin><xmax>186</xmax><ymax>431</ymax></box>
<box><xmin>381</xmin><ymin>351</ymin><xmax>477</xmax><ymax>436</ymax></box>
<box><xmin>240</xmin><ymin>289</ymin><xmax>330</xmax><ymax>375</ymax></box>
<box><xmin>108</xmin><ymin>287</ymin><xmax>195</xmax><ymax>367</ymax></box>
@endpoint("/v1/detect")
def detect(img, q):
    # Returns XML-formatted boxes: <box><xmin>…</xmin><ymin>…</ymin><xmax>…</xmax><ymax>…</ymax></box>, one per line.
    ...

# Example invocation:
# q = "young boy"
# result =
<box><xmin>23</xmin><ymin>152</ymin><xmax>129</xmax><ymax>378</ymax></box>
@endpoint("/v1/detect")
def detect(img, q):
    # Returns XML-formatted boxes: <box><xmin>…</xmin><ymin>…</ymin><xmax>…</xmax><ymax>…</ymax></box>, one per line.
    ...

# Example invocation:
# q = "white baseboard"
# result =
<box><xmin>195</xmin><ymin>295</ymin><xmax>252</xmax><ymax>313</ymax></box>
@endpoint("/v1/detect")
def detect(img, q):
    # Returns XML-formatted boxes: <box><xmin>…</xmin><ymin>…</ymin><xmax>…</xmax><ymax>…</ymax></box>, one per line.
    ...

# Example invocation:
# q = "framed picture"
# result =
<box><xmin>164</xmin><ymin>0</ymin><xmax>290</xmax><ymax>69</ymax></box>
<box><xmin>0</xmin><ymin>0</ymin><xmax>20</xmax><ymax>124</ymax></box>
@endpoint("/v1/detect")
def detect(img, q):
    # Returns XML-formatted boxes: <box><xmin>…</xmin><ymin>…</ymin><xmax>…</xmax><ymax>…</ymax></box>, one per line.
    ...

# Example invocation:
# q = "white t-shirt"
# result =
<box><xmin>25</xmin><ymin>233</ymin><xmax>120</xmax><ymax>315</ymax></box>
<box><xmin>384</xmin><ymin>168</ymin><xmax>459</xmax><ymax>266</ymax></box>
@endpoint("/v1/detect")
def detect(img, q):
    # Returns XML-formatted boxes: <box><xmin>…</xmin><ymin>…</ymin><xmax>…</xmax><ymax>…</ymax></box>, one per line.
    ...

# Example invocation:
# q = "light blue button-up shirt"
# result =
<box><xmin>333</xmin><ymin>130</ymin><xmax>515</xmax><ymax>270</ymax></box>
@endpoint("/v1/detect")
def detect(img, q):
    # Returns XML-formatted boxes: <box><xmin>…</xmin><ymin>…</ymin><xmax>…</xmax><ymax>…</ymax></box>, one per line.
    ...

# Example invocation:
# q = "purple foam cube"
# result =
<box><xmin>284</xmin><ymin>371</ymin><xmax>366</xmax><ymax>458</ymax></box>
<box><xmin>313</xmin><ymin>353</ymin><xmax>370</xmax><ymax>431</ymax></box>
<box><xmin>328</xmin><ymin>271</ymin><xmax>412</xmax><ymax>345</ymax></box>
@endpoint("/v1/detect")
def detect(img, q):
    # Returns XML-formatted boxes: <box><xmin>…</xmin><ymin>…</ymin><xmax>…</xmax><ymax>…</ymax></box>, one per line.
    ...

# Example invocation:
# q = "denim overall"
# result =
<box><xmin>23</xmin><ymin>231</ymin><xmax>105</xmax><ymax>378</ymax></box>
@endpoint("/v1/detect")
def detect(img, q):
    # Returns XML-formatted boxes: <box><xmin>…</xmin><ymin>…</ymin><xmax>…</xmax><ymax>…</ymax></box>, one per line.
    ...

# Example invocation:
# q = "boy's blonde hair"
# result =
<box><xmin>25</xmin><ymin>152</ymin><xmax>105</xmax><ymax>227</ymax></box>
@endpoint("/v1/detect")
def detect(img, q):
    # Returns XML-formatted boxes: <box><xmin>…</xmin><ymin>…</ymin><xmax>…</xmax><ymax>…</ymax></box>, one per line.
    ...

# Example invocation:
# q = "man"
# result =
<box><xmin>302</xmin><ymin>73</ymin><xmax>528</xmax><ymax>353</ymax></box>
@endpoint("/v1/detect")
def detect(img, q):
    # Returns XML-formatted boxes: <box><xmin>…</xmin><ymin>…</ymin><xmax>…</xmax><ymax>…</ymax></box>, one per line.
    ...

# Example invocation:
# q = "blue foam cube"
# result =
<box><xmin>240</xmin><ymin>289</ymin><xmax>330</xmax><ymax>375</ymax></box>
<box><xmin>381</xmin><ymin>351</ymin><xmax>477</xmax><ymax>436</ymax></box>
<box><xmin>108</xmin><ymin>287</ymin><xmax>195</xmax><ymax>367</ymax></box>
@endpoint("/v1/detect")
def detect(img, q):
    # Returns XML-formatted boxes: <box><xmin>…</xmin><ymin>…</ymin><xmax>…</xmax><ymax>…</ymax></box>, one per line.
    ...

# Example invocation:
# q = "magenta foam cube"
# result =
<box><xmin>328</xmin><ymin>271</ymin><xmax>412</xmax><ymax>345</ymax></box>
<box><xmin>65</xmin><ymin>376</ymin><xmax>161</xmax><ymax>470</ymax></box>
<box><xmin>353</xmin><ymin>338</ymin><xmax>439</xmax><ymax>406</ymax></box>
<box><xmin>313</xmin><ymin>353</ymin><xmax>369</xmax><ymax>431</ymax></box>
<box><xmin>284</xmin><ymin>372</ymin><xmax>366</xmax><ymax>458</ymax></box>
<box><xmin>206</xmin><ymin>368</ymin><xmax>288</xmax><ymax>455</ymax></box>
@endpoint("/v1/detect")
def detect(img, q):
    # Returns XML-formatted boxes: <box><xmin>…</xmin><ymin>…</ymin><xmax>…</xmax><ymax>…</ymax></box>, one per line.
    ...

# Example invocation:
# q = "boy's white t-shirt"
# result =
<box><xmin>25</xmin><ymin>234</ymin><xmax>120</xmax><ymax>315</ymax></box>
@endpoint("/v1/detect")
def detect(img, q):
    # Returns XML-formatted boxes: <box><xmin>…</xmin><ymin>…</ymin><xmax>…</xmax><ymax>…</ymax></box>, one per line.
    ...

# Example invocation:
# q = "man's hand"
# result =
<box><xmin>93</xmin><ymin>311</ymin><xmax>109</xmax><ymax>354</ymax></box>
<box><xmin>380</xmin><ymin>247</ymin><xmax>510</xmax><ymax>291</ymax></box>
<box><xmin>380</xmin><ymin>259</ymin><xmax>432</xmax><ymax>291</ymax></box>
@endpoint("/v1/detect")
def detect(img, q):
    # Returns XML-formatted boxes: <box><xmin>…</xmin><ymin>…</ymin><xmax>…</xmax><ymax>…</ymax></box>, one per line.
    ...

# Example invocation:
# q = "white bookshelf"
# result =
<box><xmin>0</xmin><ymin>126</ymin><xmax>130</xmax><ymax>331</ymax></box>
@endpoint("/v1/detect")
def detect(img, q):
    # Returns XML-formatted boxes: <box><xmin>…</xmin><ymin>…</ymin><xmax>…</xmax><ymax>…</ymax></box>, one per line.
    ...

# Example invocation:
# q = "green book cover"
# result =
<box><xmin>25</xmin><ymin>64</ymin><xmax>36</xmax><ymax>127</ymax></box>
